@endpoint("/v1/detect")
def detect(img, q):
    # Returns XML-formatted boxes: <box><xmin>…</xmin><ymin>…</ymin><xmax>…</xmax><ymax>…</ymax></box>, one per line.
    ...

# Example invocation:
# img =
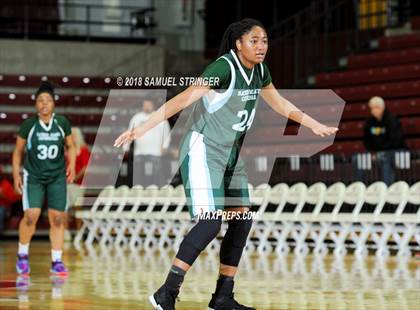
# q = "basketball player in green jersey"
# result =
<box><xmin>12</xmin><ymin>81</ymin><xmax>76</xmax><ymax>275</ymax></box>
<box><xmin>115</xmin><ymin>19</ymin><xmax>338</xmax><ymax>310</ymax></box>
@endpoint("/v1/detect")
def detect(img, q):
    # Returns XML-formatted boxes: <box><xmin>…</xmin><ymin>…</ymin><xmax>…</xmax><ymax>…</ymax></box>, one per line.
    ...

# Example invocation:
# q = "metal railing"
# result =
<box><xmin>267</xmin><ymin>0</ymin><xmax>411</xmax><ymax>87</ymax></box>
<box><xmin>112</xmin><ymin>150</ymin><xmax>420</xmax><ymax>187</ymax></box>
<box><xmin>0</xmin><ymin>1</ymin><xmax>156</xmax><ymax>42</ymax></box>
<box><xmin>264</xmin><ymin>150</ymin><xmax>419</xmax><ymax>186</ymax></box>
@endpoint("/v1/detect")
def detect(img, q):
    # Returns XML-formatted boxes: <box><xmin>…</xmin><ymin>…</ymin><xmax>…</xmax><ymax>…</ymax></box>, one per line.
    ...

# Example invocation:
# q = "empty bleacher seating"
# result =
<box><xmin>314</xmin><ymin>64</ymin><xmax>420</xmax><ymax>87</ymax></box>
<box><xmin>0</xmin><ymin>74</ymin><xmax>114</xmax><ymax>89</ymax></box>
<box><xmin>334</xmin><ymin>79</ymin><xmax>420</xmax><ymax>102</ymax></box>
<box><xmin>345</xmin><ymin>47</ymin><xmax>420</xmax><ymax>69</ymax></box>
<box><xmin>1</xmin><ymin>32</ymin><xmax>419</xmax><ymax>172</ymax></box>
<box><xmin>373</xmin><ymin>33</ymin><xmax>420</xmax><ymax>50</ymax></box>
<box><xmin>0</xmin><ymin>93</ymin><xmax>107</xmax><ymax>107</ymax></box>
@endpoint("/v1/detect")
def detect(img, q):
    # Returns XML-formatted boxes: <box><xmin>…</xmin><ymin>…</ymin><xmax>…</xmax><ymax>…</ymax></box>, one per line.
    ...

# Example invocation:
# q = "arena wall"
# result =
<box><xmin>0</xmin><ymin>39</ymin><xmax>165</xmax><ymax>76</ymax></box>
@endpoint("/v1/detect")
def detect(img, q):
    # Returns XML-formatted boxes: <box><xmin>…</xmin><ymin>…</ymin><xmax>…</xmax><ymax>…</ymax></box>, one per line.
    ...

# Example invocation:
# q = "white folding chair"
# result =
<box><xmin>293</xmin><ymin>182</ymin><xmax>327</xmax><ymax>255</ymax></box>
<box><xmin>385</xmin><ymin>181</ymin><xmax>410</xmax><ymax>217</ymax></box>
<box><xmin>247</xmin><ymin>183</ymin><xmax>270</xmax><ymax>253</ymax></box>
<box><xmin>312</xmin><ymin>182</ymin><xmax>346</xmax><ymax>255</ymax></box>
<box><xmin>249</xmin><ymin>183</ymin><xmax>271</xmax><ymax>213</ymax></box>
<box><xmin>156</xmin><ymin>185</ymin><xmax>187</xmax><ymax>249</ymax></box>
<box><xmin>351</xmin><ymin>182</ymin><xmax>387</xmax><ymax>256</ymax></box>
<box><xmin>129</xmin><ymin>185</ymin><xmax>160</xmax><ymax>250</ymax></box>
<box><xmin>158</xmin><ymin>185</ymin><xmax>175</xmax><ymax>213</ymax></box>
<box><xmin>282</xmin><ymin>182</ymin><xmax>308</xmax><ymax>220</ymax></box>
<box><xmin>73</xmin><ymin>185</ymin><xmax>115</xmax><ymax>245</ymax></box>
<box><xmin>256</xmin><ymin>183</ymin><xmax>288</xmax><ymax>254</ymax></box>
<box><xmin>100</xmin><ymin>185</ymin><xmax>131</xmax><ymax>246</ymax></box>
<box><xmin>303</xmin><ymin>182</ymin><xmax>327</xmax><ymax>217</ymax></box>
<box><xmin>273</xmin><ymin>183</ymin><xmax>307</xmax><ymax>255</ymax></box>
<box><xmin>324</xmin><ymin>182</ymin><xmax>346</xmax><ymax>217</ymax></box>
<box><xmin>267</xmin><ymin>183</ymin><xmax>289</xmax><ymax>219</ymax></box>
<box><xmin>145</xmin><ymin>184</ymin><xmax>179</xmax><ymax>251</ymax></box>
<box><xmin>96</xmin><ymin>185</ymin><xmax>131</xmax><ymax>246</ymax></box>
<box><xmin>353</xmin><ymin>181</ymin><xmax>387</xmax><ymax>217</ymax></box>
<box><xmin>405</xmin><ymin>181</ymin><xmax>420</xmax><ymax>216</ymax></box>
<box><xmin>392</xmin><ymin>181</ymin><xmax>420</xmax><ymax>257</ymax></box>
<box><xmin>114</xmin><ymin>185</ymin><xmax>144</xmax><ymax>247</ymax></box>
<box><xmin>331</xmin><ymin>182</ymin><xmax>366</xmax><ymax>256</ymax></box>
<box><xmin>341</xmin><ymin>181</ymin><xmax>366</xmax><ymax>216</ymax></box>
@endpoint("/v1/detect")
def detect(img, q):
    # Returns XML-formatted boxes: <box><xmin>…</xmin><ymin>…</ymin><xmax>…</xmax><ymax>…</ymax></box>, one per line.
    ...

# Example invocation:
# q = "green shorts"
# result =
<box><xmin>22</xmin><ymin>169</ymin><xmax>68</xmax><ymax>212</ymax></box>
<box><xmin>179</xmin><ymin>131</ymin><xmax>250</xmax><ymax>218</ymax></box>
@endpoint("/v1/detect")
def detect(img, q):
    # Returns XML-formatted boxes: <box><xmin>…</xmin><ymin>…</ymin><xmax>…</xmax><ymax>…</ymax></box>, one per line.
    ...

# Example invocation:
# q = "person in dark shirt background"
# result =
<box><xmin>363</xmin><ymin>96</ymin><xmax>405</xmax><ymax>152</ymax></box>
<box><xmin>362</xmin><ymin>96</ymin><xmax>406</xmax><ymax>185</ymax></box>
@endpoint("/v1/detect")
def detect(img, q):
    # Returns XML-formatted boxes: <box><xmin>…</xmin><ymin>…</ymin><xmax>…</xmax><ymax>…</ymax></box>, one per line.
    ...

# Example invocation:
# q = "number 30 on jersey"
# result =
<box><xmin>37</xmin><ymin>145</ymin><xmax>59</xmax><ymax>160</ymax></box>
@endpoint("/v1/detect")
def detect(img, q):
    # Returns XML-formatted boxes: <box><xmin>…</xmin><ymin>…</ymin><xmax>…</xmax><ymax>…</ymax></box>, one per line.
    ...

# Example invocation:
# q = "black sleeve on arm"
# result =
<box><xmin>384</xmin><ymin>116</ymin><xmax>405</xmax><ymax>149</ymax></box>
<box><xmin>363</xmin><ymin>121</ymin><xmax>373</xmax><ymax>151</ymax></box>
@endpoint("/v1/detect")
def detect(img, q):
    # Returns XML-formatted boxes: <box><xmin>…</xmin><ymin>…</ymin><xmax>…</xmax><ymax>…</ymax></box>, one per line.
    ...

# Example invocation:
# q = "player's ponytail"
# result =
<box><xmin>218</xmin><ymin>18</ymin><xmax>265</xmax><ymax>57</ymax></box>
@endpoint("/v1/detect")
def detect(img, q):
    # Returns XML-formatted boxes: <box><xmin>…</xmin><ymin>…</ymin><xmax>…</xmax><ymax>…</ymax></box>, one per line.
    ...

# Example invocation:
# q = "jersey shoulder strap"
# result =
<box><xmin>259</xmin><ymin>63</ymin><xmax>265</xmax><ymax>80</ymax></box>
<box><xmin>54</xmin><ymin>114</ymin><xmax>71</xmax><ymax>137</ymax></box>
<box><xmin>18</xmin><ymin>116</ymin><xmax>37</xmax><ymax>139</ymax></box>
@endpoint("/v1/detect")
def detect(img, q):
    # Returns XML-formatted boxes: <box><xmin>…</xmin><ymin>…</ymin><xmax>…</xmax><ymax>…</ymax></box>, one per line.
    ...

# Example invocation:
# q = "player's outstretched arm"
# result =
<box><xmin>12</xmin><ymin>136</ymin><xmax>26</xmax><ymax>194</ymax></box>
<box><xmin>261</xmin><ymin>83</ymin><xmax>338</xmax><ymax>137</ymax></box>
<box><xmin>114</xmin><ymin>85</ymin><xmax>210</xmax><ymax>148</ymax></box>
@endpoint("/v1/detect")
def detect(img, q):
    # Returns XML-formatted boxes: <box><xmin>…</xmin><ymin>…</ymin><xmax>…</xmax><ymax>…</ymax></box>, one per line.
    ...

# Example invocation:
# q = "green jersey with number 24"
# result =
<box><xmin>18</xmin><ymin>113</ymin><xmax>71</xmax><ymax>182</ymax></box>
<box><xmin>187</xmin><ymin>49</ymin><xmax>272</xmax><ymax>146</ymax></box>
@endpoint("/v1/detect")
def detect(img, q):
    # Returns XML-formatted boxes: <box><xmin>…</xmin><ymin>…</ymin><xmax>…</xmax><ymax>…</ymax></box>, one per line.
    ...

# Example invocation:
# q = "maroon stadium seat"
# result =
<box><xmin>258</xmin><ymin>98</ymin><xmax>419</xmax><ymax>122</ymax></box>
<box><xmin>0</xmin><ymin>93</ymin><xmax>107</xmax><ymax>107</ymax></box>
<box><xmin>346</xmin><ymin>48</ymin><xmax>420</xmax><ymax>69</ymax></box>
<box><xmin>411</xmin><ymin>17</ymin><xmax>420</xmax><ymax>31</ymax></box>
<box><xmin>336</xmin><ymin>117</ymin><xmax>420</xmax><ymax>139</ymax></box>
<box><xmin>0</xmin><ymin>74</ymin><xmax>114</xmax><ymax>89</ymax></box>
<box><xmin>0</xmin><ymin>112</ymin><xmax>102</xmax><ymax>127</ymax></box>
<box><xmin>334</xmin><ymin>80</ymin><xmax>420</xmax><ymax>102</ymax></box>
<box><xmin>246</xmin><ymin>116</ymin><xmax>420</xmax><ymax>141</ymax></box>
<box><xmin>315</xmin><ymin>64</ymin><xmax>420</xmax><ymax>87</ymax></box>
<box><xmin>376</xmin><ymin>33</ymin><xmax>420</xmax><ymax>50</ymax></box>
<box><xmin>343</xmin><ymin>98</ymin><xmax>420</xmax><ymax>120</ymax></box>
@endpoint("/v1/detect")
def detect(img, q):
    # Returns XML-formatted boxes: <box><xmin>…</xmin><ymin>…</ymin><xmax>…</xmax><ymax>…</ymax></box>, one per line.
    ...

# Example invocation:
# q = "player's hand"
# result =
<box><xmin>312</xmin><ymin>125</ymin><xmax>338</xmax><ymax>137</ymax></box>
<box><xmin>66</xmin><ymin>166</ymin><xmax>75</xmax><ymax>183</ymax></box>
<box><xmin>14</xmin><ymin>175</ymin><xmax>23</xmax><ymax>195</ymax></box>
<box><xmin>114</xmin><ymin>129</ymin><xmax>136</xmax><ymax>148</ymax></box>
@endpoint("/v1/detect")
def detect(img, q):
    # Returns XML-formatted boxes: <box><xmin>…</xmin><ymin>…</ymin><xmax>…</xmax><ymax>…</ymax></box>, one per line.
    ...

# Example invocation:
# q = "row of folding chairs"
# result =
<box><xmin>73</xmin><ymin>184</ymin><xmax>187</xmax><ymax>248</ymax></box>
<box><xmin>73</xmin><ymin>181</ymin><xmax>419</xmax><ymax>257</ymax></box>
<box><xmin>251</xmin><ymin>181</ymin><xmax>419</xmax><ymax>257</ymax></box>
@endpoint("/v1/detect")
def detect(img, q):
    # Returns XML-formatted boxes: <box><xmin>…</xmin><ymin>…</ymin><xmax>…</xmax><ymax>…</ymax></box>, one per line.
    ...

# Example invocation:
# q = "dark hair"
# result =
<box><xmin>35</xmin><ymin>81</ymin><xmax>55</xmax><ymax>101</ymax></box>
<box><xmin>218</xmin><ymin>18</ymin><xmax>266</xmax><ymax>57</ymax></box>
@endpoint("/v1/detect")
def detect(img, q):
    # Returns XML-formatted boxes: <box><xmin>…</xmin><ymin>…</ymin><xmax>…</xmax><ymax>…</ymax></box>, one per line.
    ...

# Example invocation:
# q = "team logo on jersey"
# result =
<box><xmin>237</xmin><ymin>89</ymin><xmax>260</xmax><ymax>102</ymax></box>
<box><xmin>36</xmin><ymin>132</ymin><xmax>61</xmax><ymax>141</ymax></box>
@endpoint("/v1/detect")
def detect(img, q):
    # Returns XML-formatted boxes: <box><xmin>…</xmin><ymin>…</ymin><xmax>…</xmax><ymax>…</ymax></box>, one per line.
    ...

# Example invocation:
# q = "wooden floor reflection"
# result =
<box><xmin>0</xmin><ymin>241</ymin><xmax>418</xmax><ymax>309</ymax></box>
